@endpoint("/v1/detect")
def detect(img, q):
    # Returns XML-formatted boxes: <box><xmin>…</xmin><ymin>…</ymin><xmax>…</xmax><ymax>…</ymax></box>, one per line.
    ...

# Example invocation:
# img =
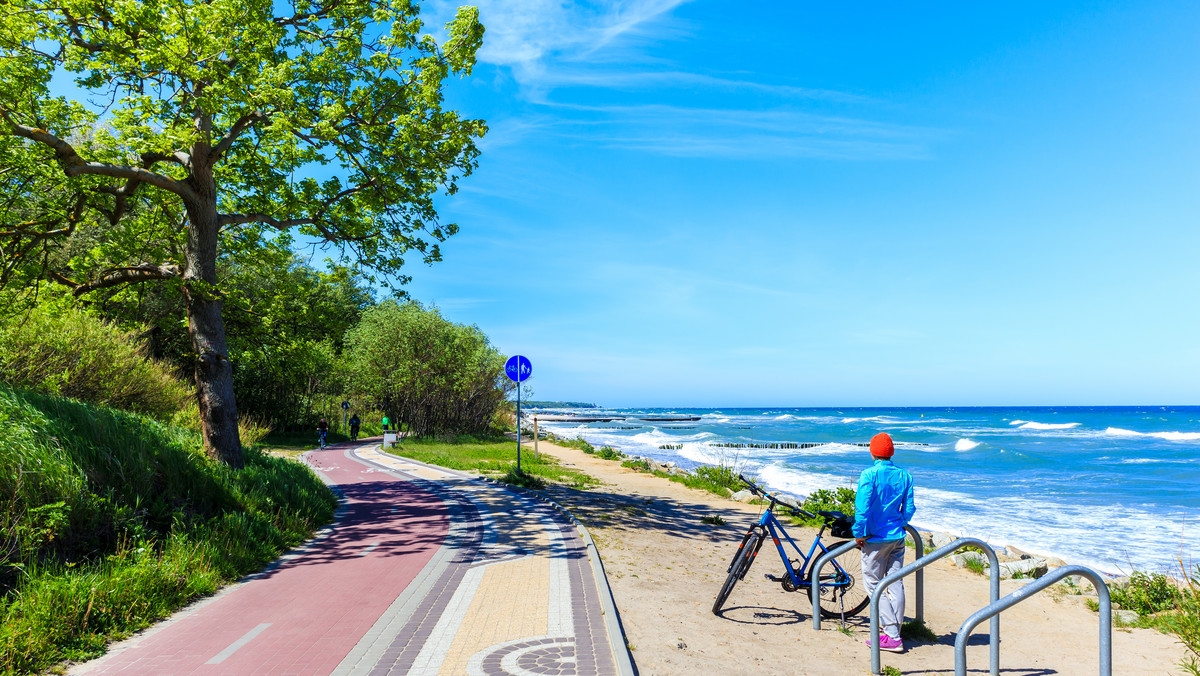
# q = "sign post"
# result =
<box><xmin>504</xmin><ymin>355</ymin><xmax>532</xmax><ymax>474</ymax></box>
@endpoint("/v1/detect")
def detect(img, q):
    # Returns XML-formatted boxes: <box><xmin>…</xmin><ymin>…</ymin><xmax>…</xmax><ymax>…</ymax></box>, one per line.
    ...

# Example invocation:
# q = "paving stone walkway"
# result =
<box><xmin>70</xmin><ymin>440</ymin><xmax>630</xmax><ymax>676</ymax></box>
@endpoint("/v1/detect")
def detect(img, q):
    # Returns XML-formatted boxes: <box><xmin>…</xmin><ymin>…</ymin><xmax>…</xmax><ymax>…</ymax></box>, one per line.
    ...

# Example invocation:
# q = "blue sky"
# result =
<box><xmin>408</xmin><ymin>0</ymin><xmax>1199</xmax><ymax>407</ymax></box>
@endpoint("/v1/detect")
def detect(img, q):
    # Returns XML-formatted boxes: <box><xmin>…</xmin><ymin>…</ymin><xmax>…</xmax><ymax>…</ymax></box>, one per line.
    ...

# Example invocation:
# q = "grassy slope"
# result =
<box><xmin>0</xmin><ymin>385</ymin><xmax>337</xmax><ymax>675</ymax></box>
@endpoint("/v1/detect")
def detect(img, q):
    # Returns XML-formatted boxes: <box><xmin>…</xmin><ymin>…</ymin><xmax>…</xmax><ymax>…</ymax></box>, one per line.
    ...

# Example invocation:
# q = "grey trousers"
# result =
<box><xmin>862</xmin><ymin>538</ymin><xmax>906</xmax><ymax>639</ymax></box>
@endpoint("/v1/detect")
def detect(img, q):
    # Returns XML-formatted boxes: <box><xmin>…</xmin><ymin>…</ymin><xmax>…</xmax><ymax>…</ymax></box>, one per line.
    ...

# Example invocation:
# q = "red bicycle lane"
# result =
<box><xmin>73</xmin><ymin>441</ymin><xmax>447</xmax><ymax>676</ymax></box>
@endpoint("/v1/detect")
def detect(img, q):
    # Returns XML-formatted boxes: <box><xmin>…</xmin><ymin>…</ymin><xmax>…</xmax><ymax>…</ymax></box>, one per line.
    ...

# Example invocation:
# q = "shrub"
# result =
<box><xmin>597</xmin><ymin>445</ymin><xmax>624</xmax><ymax>461</ymax></box>
<box><xmin>0</xmin><ymin>305</ymin><xmax>191</xmax><ymax>420</ymax></box>
<box><xmin>1163</xmin><ymin>564</ymin><xmax>1200</xmax><ymax>675</ymax></box>
<box><xmin>1113</xmin><ymin>571</ymin><xmax>1180</xmax><ymax>615</ymax></box>
<box><xmin>797</xmin><ymin>487</ymin><xmax>856</xmax><ymax>526</ymax></box>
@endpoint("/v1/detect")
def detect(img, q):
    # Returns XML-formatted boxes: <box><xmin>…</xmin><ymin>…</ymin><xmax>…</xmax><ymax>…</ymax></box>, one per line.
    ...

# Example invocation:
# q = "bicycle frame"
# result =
<box><xmin>754</xmin><ymin>509</ymin><xmax>850</xmax><ymax>590</ymax></box>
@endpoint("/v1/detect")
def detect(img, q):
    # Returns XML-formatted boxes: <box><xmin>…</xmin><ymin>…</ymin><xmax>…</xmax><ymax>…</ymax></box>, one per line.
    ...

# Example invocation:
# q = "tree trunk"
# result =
<box><xmin>182</xmin><ymin>153</ymin><xmax>243</xmax><ymax>468</ymax></box>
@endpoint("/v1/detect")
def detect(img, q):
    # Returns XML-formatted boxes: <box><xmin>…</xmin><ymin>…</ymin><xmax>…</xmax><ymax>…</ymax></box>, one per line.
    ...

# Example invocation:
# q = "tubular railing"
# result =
<box><xmin>955</xmin><ymin>564</ymin><xmax>1110</xmax><ymax>676</ymax></box>
<box><xmin>811</xmin><ymin>525</ymin><xmax>925</xmax><ymax>629</ymax></box>
<box><xmin>867</xmin><ymin>537</ymin><xmax>1001</xmax><ymax>676</ymax></box>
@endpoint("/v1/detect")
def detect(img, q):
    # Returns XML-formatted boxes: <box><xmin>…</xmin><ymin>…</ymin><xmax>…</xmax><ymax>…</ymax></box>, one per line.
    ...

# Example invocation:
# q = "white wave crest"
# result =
<box><xmin>1104</xmin><ymin>427</ymin><xmax>1200</xmax><ymax>442</ymax></box>
<box><xmin>955</xmin><ymin>438</ymin><xmax>980</xmax><ymax>451</ymax></box>
<box><xmin>1015</xmin><ymin>421</ymin><xmax>1080</xmax><ymax>430</ymax></box>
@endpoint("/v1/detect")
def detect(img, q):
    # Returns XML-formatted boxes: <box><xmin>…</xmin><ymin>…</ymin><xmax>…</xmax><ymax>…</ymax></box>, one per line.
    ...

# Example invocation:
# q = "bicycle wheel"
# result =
<box><xmin>816</xmin><ymin>541</ymin><xmax>870</xmax><ymax>618</ymax></box>
<box><xmin>713</xmin><ymin>532</ymin><xmax>761</xmax><ymax>615</ymax></box>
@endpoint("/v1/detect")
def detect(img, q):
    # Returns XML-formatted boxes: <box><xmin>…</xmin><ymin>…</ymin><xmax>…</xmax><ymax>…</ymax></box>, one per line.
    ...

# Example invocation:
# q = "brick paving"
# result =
<box><xmin>69</xmin><ymin>440</ymin><xmax>627</xmax><ymax>676</ymax></box>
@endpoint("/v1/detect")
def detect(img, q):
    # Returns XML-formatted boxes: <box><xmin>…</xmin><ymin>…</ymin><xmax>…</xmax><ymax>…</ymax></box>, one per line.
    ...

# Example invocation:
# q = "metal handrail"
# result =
<box><xmin>868</xmin><ymin>537</ymin><xmax>1001</xmax><ymax>676</ymax></box>
<box><xmin>810</xmin><ymin>525</ymin><xmax>925</xmax><ymax>629</ymax></box>
<box><xmin>955</xmin><ymin>564</ymin><xmax>1110</xmax><ymax>676</ymax></box>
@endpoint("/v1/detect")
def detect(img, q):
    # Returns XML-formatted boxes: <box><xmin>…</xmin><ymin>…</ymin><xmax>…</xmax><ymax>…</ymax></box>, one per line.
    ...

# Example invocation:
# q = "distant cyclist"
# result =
<box><xmin>317</xmin><ymin>418</ymin><xmax>330</xmax><ymax>448</ymax></box>
<box><xmin>349</xmin><ymin>413</ymin><xmax>361</xmax><ymax>441</ymax></box>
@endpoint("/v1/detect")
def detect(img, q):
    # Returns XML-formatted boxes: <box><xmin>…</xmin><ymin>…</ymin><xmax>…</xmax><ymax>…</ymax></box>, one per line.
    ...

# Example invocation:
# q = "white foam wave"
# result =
<box><xmin>955</xmin><ymin>438</ymin><xmax>980</xmax><ymax>451</ymax></box>
<box><xmin>1104</xmin><ymin>427</ymin><xmax>1200</xmax><ymax>442</ymax></box>
<box><xmin>1014</xmin><ymin>421</ymin><xmax>1081</xmax><ymax>430</ymax></box>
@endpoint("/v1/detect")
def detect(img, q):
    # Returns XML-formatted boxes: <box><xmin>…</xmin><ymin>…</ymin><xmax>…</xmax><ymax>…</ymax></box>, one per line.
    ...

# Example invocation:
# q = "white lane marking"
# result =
<box><xmin>206</xmin><ymin>622</ymin><xmax>271</xmax><ymax>664</ymax></box>
<box><xmin>407</xmin><ymin>565</ymin><xmax>487</xmax><ymax>675</ymax></box>
<box><xmin>359</xmin><ymin>542</ymin><xmax>380</xmax><ymax>557</ymax></box>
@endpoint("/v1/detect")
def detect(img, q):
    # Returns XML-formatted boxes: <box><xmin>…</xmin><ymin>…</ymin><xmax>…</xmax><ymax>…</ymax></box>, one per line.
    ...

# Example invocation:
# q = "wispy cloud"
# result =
<box><xmin>531</xmin><ymin>103</ymin><xmax>942</xmax><ymax>160</ymax></box>
<box><xmin>425</xmin><ymin>1</ymin><xmax>940</xmax><ymax>161</ymax></box>
<box><xmin>427</xmin><ymin>0</ymin><xmax>692</xmax><ymax>84</ymax></box>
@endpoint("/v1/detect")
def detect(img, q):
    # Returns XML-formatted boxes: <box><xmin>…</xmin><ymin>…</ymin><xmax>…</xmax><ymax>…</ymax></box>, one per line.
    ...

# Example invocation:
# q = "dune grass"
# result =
<box><xmin>0</xmin><ymin>385</ymin><xmax>336</xmax><ymax>675</ymax></box>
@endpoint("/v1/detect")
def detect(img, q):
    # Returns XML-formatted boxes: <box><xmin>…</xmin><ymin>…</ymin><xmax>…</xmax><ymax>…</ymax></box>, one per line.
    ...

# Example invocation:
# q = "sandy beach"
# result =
<box><xmin>531</xmin><ymin>438</ymin><xmax>1189</xmax><ymax>675</ymax></box>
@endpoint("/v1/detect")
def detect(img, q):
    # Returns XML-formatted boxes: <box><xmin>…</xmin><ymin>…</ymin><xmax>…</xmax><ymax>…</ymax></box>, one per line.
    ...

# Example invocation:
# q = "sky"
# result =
<box><xmin>404</xmin><ymin>1</ymin><xmax>1200</xmax><ymax>407</ymax></box>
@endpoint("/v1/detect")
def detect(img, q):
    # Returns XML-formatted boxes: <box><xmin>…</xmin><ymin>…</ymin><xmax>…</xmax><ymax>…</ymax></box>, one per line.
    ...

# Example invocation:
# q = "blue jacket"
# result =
<box><xmin>852</xmin><ymin>459</ymin><xmax>915</xmax><ymax>542</ymax></box>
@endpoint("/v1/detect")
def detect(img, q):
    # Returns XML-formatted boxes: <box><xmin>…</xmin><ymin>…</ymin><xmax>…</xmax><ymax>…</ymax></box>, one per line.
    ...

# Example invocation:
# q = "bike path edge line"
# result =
<box><xmin>474</xmin><ymin>475</ymin><xmax>639</xmax><ymax>676</ymax></box>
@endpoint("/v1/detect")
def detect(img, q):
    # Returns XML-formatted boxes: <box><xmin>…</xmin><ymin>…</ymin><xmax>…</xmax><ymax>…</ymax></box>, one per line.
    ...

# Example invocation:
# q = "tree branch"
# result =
<box><xmin>65</xmin><ymin>263</ymin><xmax>182</xmax><ymax>297</ymax></box>
<box><xmin>209</xmin><ymin>111</ymin><xmax>268</xmax><ymax>163</ymax></box>
<box><xmin>0</xmin><ymin>108</ymin><xmax>199</xmax><ymax>201</ymax></box>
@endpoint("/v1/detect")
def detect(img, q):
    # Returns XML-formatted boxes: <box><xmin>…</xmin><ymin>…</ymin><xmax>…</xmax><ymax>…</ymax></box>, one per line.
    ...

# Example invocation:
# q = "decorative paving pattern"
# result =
<box><xmin>336</xmin><ymin>447</ymin><xmax>618</xmax><ymax>676</ymax></box>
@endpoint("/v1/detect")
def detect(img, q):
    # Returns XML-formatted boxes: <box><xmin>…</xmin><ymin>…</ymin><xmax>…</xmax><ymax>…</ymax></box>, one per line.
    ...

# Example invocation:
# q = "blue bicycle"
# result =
<box><xmin>713</xmin><ymin>475</ymin><xmax>869</xmax><ymax>619</ymax></box>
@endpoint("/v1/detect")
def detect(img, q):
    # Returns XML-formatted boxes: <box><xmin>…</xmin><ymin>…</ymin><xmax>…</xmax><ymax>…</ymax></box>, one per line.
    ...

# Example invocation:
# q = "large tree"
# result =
<box><xmin>0</xmin><ymin>0</ymin><xmax>486</xmax><ymax>466</ymax></box>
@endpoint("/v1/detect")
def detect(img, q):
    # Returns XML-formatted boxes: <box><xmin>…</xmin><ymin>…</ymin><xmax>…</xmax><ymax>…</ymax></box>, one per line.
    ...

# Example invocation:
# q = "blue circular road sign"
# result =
<box><xmin>505</xmin><ymin>355</ymin><xmax>532</xmax><ymax>382</ymax></box>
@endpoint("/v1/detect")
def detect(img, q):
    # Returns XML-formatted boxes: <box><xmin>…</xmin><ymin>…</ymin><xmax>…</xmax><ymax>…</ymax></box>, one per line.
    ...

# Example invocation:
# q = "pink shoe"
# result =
<box><xmin>865</xmin><ymin>635</ymin><xmax>905</xmax><ymax>653</ymax></box>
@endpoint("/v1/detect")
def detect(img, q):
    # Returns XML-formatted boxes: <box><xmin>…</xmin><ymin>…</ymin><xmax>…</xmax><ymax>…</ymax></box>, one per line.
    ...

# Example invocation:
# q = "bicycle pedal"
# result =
<box><xmin>764</xmin><ymin>573</ymin><xmax>784</xmax><ymax>583</ymax></box>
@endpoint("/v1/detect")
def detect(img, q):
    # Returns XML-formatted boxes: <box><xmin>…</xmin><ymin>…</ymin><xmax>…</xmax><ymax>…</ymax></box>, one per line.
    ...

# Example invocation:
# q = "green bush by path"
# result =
<box><xmin>0</xmin><ymin>385</ymin><xmax>336</xmax><ymax>675</ymax></box>
<box><xmin>0</xmin><ymin>304</ymin><xmax>191</xmax><ymax>420</ymax></box>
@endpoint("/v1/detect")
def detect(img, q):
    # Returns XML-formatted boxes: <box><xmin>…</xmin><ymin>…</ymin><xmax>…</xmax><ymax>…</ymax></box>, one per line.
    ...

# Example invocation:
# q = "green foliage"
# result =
<box><xmin>621</xmin><ymin>458</ymin><xmax>653</xmax><ymax>472</ymax></box>
<box><xmin>881</xmin><ymin>666</ymin><xmax>903</xmax><ymax>676</ymax></box>
<box><xmin>0</xmin><ymin>385</ymin><xmax>335</xmax><ymax>673</ymax></box>
<box><xmin>799</xmin><ymin>487</ymin><xmax>856</xmax><ymax>522</ymax></box>
<box><xmin>964</xmin><ymin>558</ymin><xmax>987</xmax><ymax>576</ymax></box>
<box><xmin>700</xmin><ymin>514</ymin><xmax>725</xmax><ymax>526</ymax></box>
<box><xmin>900</xmin><ymin>619</ymin><xmax>939</xmax><ymax>643</ymax></box>
<box><xmin>344</xmin><ymin>301</ymin><xmax>511</xmax><ymax>437</ymax></box>
<box><xmin>1112</xmin><ymin>570</ymin><xmax>1180</xmax><ymax>615</ymax></box>
<box><xmin>0</xmin><ymin>0</ymin><xmax>487</xmax><ymax>290</ymax></box>
<box><xmin>596</xmin><ymin>446</ymin><xmax>624</xmax><ymax>461</ymax></box>
<box><xmin>1164</xmin><ymin>565</ymin><xmax>1200</xmax><ymax>675</ymax></box>
<box><xmin>498</xmin><ymin>468</ymin><xmax>547</xmax><ymax>491</ymax></box>
<box><xmin>0</xmin><ymin>304</ymin><xmax>191</xmax><ymax>420</ymax></box>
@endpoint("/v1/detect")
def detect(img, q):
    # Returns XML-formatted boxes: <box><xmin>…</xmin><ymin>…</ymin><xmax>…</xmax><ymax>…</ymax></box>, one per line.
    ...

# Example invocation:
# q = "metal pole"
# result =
<box><xmin>534</xmin><ymin>415</ymin><xmax>539</xmax><ymax>459</ymax></box>
<box><xmin>954</xmin><ymin>565</ymin><xmax>1110</xmax><ymax>676</ymax></box>
<box><xmin>516</xmin><ymin>383</ymin><xmax>522</xmax><ymax>474</ymax></box>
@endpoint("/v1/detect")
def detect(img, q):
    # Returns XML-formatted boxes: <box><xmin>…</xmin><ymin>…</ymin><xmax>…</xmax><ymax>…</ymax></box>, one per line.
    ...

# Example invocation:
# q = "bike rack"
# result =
<box><xmin>867</xmin><ymin>537</ymin><xmax>1001</xmax><ymax>676</ymax></box>
<box><xmin>810</xmin><ymin>524</ymin><xmax>924</xmax><ymax>630</ymax></box>
<box><xmin>955</xmin><ymin>564</ymin><xmax>1111</xmax><ymax>676</ymax></box>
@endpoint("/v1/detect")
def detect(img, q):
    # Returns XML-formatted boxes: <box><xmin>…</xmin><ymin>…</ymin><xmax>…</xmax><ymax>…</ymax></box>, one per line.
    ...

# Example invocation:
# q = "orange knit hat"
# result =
<box><xmin>869</xmin><ymin>432</ymin><xmax>894</xmax><ymax>458</ymax></box>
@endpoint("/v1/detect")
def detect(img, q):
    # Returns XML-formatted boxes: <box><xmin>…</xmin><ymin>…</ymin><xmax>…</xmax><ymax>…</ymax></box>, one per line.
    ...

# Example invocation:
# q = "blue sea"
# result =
<box><xmin>534</xmin><ymin>406</ymin><xmax>1200</xmax><ymax>575</ymax></box>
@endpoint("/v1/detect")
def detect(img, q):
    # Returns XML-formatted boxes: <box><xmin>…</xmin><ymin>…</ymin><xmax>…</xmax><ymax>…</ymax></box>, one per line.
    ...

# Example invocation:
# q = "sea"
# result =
<box><xmin>532</xmin><ymin>406</ymin><xmax>1200</xmax><ymax>576</ymax></box>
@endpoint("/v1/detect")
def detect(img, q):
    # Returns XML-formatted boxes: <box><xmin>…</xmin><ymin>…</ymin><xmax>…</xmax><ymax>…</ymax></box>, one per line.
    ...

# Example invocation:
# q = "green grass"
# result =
<box><xmin>882</xmin><ymin>665</ymin><xmax>903</xmax><ymax>676</ymax></box>
<box><xmin>387</xmin><ymin>434</ymin><xmax>600</xmax><ymax>488</ymax></box>
<box><xmin>0</xmin><ymin>385</ymin><xmax>336</xmax><ymax>675</ymax></box>
<box><xmin>900</xmin><ymin>619</ymin><xmax>939</xmax><ymax>643</ymax></box>
<box><xmin>700</xmin><ymin>514</ymin><xmax>725</xmax><ymax>526</ymax></box>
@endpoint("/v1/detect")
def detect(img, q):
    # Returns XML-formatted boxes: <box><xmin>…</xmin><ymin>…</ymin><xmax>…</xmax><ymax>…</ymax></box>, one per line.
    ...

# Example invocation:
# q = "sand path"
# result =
<box><xmin>532</xmin><ymin>439</ymin><xmax>1188</xmax><ymax>675</ymax></box>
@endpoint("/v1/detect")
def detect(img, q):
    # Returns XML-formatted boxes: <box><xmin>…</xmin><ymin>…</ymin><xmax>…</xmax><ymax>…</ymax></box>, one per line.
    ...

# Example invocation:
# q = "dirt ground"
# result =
<box><xmin>532</xmin><ymin>439</ymin><xmax>1189</xmax><ymax>676</ymax></box>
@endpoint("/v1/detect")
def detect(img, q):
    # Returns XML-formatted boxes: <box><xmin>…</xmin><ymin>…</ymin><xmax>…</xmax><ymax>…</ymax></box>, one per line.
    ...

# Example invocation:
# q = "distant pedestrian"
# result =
<box><xmin>381</xmin><ymin>415</ymin><xmax>390</xmax><ymax>432</ymax></box>
<box><xmin>349</xmin><ymin>413</ymin><xmax>361</xmax><ymax>441</ymax></box>
<box><xmin>853</xmin><ymin>432</ymin><xmax>915</xmax><ymax>654</ymax></box>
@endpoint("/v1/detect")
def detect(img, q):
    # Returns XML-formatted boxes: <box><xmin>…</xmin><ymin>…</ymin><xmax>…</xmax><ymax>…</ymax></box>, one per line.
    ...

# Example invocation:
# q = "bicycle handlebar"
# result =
<box><xmin>737</xmin><ymin>474</ymin><xmax>818</xmax><ymax>520</ymax></box>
